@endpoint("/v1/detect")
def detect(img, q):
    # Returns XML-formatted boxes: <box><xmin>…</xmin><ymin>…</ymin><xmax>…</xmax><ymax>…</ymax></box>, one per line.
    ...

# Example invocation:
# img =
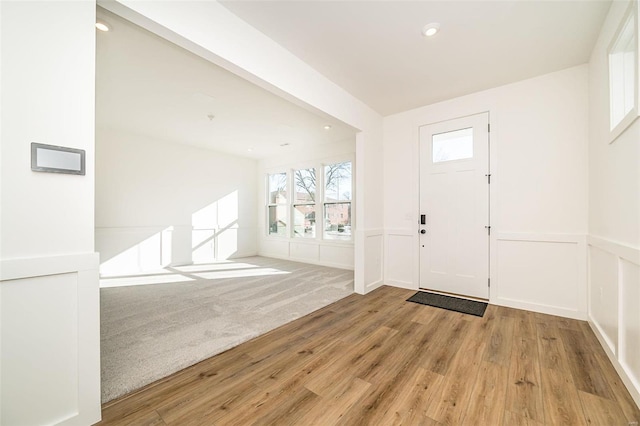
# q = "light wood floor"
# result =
<box><xmin>98</xmin><ymin>286</ymin><xmax>640</xmax><ymax>425</ymax></box>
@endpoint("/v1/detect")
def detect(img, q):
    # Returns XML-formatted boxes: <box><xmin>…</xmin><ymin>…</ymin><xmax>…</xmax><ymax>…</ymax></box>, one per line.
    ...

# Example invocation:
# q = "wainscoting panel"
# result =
<box><xmin>259</xmin><ymin>238</ymin><xmax>354</xmax><ymax>270</ymax></box>
<box><xmin>588</xmin><ymin>244</ymin><xmax>619</xmax><ymax>353</ymax></box>
<box><xmin>384</xmin><ymin>229</ymin><xmax>415</xmax><ymax>289</ymax></box>
<box><xmin>364</xmin><ymin>230</ymin><xmax>384</xmax><ymax>291</ymax></box>
<box><xmin>494</xmin><ymin>233</ymin><xmax>586</xmax><ymax>319</ymax></box>
<box><xmin>588</xmin><ymin>236</ymin><xmax>640</xmax><ymax>407</ymax></box>
<box><xmin>290</xmin><ymin>241</ymin><xmax>320</xmax><ymax>263</ymax></box>
<box><xmin>0</xmin><ymin>253</ymin><xmax>100</xmax><ymax>426</ymax></box>
<box><xmin>259</xmin><ymin>238</ymin><xmax>290</xmax><ymax>259</ymax></box>
<box><xmin>621</xmin><ymin>259</ymin><xmax>640</xmax><ymax>388</ymax></box>
<box><xmin>319</xmin><ymin>244</ymin><xmax>354</xmax><ymax>269</ymax></box>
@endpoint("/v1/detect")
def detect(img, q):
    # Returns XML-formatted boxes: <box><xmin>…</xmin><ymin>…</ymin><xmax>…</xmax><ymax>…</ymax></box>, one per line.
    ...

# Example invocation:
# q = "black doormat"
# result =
<box><xmin>407</xmin><ymin>291</ymin><xmax>487</xmax><ymax>317</ymax></box>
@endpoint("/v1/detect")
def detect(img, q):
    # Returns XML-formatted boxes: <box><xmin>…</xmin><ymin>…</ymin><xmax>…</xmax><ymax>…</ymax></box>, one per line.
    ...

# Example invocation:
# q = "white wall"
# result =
<box><xmin>95</xmin><ymin>128</ymin><xmax>258</xmax><ymax>275</ymax></box>
<box><xmin>0</xmin><ymin>1</ymin><xmax>101</xmax><ymax>425</ymax></box>
<box><xmin>587</xmin><ymin>0</ymin><xmax>640</xmax><ymax>407</ymax></box>
<box><xmin>258</xmin><ymin>140</ymin><xmax>356</xmax><ymax>269</ymax></box>
<box><xmin>101</xmin><ymin>0</ymin><xmax>385</xmax><ymax>294</ymax></box>
<box><xmin>383</xmin><ymin>65</ymin><xmax>589</xmax><ymax>319</ymax></box>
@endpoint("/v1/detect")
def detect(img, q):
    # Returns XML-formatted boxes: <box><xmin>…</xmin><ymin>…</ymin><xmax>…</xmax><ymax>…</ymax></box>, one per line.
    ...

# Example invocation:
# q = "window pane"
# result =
<box><xmin>268</xmin><ymin>172</ymin><xmax>287</xmax><ymax>204</ymax></box>
<box><xmin>294</xmin><ymin>168</ymin><xmax>316</xmax><ymax>203</ymax></box>
<box><xmin>268</xmin><ymin>205</ymin><xmax>287</xmax><ymax>236</ymax></box>
<box><xmin>609</xmin><ymin>12</ymin><xmax>636</xmax><ymax>130</ymax></box>
<box><xmin>432</xmin><ymin>127</ymin><xmax>473</xmax><ymax>163</ymax></box>
<box><xmin>293</xmin><ymin>205</ymin><xmax>315</xmax><ymax>238</ymax></box>
<box><xmin>324</xmin><ymin>203</ymin><xmax>351</xmax><ymax>240</ymax></box>
<box><xmin>325</xmin><ymin>161</ymin><xmax>352</xmax><ymax>201</ymax></box>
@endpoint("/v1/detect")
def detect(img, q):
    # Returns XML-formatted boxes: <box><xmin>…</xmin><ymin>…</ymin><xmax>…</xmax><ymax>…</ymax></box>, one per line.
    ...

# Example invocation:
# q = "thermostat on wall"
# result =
<box><xmin>31</xmin><ymin>142</ymin><xmax>85</xmax><ymax>175</ymax></box>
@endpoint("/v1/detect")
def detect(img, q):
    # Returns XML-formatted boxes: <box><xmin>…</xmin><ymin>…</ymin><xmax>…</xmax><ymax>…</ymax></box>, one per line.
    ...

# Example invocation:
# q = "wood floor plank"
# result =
<box><xmin>484</xmin><ymin>314</ymin><xmax>515</xmax><ymax>366</ymax></box>
<box><xmin>422</xmin><ymin>313</ymin><xmax>471</xmax><ymax>375</ymax></box>
<box><xmin>303</xmin><ymin>325</ymin><xmax>398</xmax><ymax>396</ymax></box>
<box><xmin>558</xmin><ymin>328</ymin><xmax>614</xmax><ymax>399</ymax></box>
<box><xmin>503</xmin><ymin>410</ymin><xmax>546</xmax><ymax>426</ymax></box>
<box><xmin>377</xmin><ymin>367</ymin><xmax>444</xmax><ymax>425</ymax></box>
<box><xmin>540</xmin><ymin>367</ymin><xmax>585</xmax><ymax>425</ymax></box>
<box><xmin>578</xmin><ymin>390</ymin><xmax>629</xmax><ymax>425</ymax></box>
<box><xmin>593</xmin><ymin>351</ymin><xmax>640</xmax><ymax>424</ymax></box>
<box><xmin>297</xmin><ymin>376</ymin><xmax>371</xmax><ymax>425</ymax></box>
<box><xmin>425</xmin><ymin>318</ymin><xmax>486</xmax><ymax>424</ymax></box>
<box><xmin>536</xmin><ymin>322</ymin><xmax>567</xmax><ymax>371</ymax></box>
<box><xmin>505</xmin><ymin>335</ymin><xmax>545</xmax><ymax>422</ymax></box>
<box><xmin>97</xmin><ymin>286</ymin><xmax>640</xmax><ymax>426</ymax></box>
<box><xmin>463</xmin><ymin>361</ymin><xmax>509</xmax><ymax>425</ymax></box>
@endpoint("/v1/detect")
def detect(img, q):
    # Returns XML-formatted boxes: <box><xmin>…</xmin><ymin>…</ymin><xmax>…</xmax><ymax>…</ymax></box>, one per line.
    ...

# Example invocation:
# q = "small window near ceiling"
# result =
<box><xmin>608</xmin><ymin>1</ymin><xmax>639</xmax><ymax>142</ymax></box>
<box><xmin>432</xmin><ymin>127</ymin><xmax>473</xmax><ymax>163</ymax></box>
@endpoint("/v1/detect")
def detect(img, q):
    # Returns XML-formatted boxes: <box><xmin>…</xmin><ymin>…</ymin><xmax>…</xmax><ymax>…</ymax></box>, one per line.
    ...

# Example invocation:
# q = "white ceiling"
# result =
<box><xmin>95</xmin><ymin>9</ymin><xmax>357</xmax><ymax>160</ymax></box>
<box><xmin>220</xmin><ymin>0</ymin><xmax>611</xmax><ymax>115</ymax></box>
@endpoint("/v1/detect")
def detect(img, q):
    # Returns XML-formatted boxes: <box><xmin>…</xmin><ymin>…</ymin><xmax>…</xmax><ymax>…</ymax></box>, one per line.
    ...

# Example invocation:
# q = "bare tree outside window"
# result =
<box><xmin>293</xmin><ymin>162</ymin><xmax>352</xmax><ymax>201</ymax></box>
<box><xmin>323</xmin><ymin>161</ymin><xmax>352</xmax><ymax>240</ymax></box>
<box><xmin>267</xmin><ymin>162</ymin><xmax>352</xmax><ymax>241</ymax></box>
<box><xmin>293</xmin><ymin>168</ymin><xmax>316</xmax><ymax>238</ymax></box>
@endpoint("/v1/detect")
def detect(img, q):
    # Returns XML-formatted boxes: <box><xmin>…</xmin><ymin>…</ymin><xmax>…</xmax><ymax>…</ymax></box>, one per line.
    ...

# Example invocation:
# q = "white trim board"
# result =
<box><xmin>0</xmin><ymin>253</ymin><xmax>99</xmax><ymax>282</ymax></box>
<box><xmin>587</xmin><ymin>236</ymin><xmax>640</xmax><ymax>409</ymax></box>
<box><xmin>492</xmin><ymin>232</ymin><xmax>587</xmax><ymax>320</ymax></box>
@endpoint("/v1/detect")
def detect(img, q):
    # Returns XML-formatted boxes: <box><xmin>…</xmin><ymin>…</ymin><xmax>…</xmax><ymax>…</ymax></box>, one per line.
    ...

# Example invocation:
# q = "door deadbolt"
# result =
<box><xmin>420</xmin><ymin>229</ymin><xmax>426</xmax><ymax>234</ymax></box>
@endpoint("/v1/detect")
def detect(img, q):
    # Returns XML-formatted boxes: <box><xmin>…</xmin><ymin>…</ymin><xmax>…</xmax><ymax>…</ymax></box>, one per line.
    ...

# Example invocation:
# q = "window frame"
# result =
<box><xmin>608</xmin><ymin>0</ymin><xmax>640</xmax><ymax>143</ymax></box>
<box><xmin>264</xmin><ymin>155</ymin><xmax>354</xmax><ymax>244</ymax></box>
<box><xmin>292</xmin><ymin>166</ymin><xmax>318</xmax><ymax>239</ymax></box>
<box><xmin>322</xmin><ymin>159</ymin><xmax>354</xmax><ymax>242</ymax></box>
<box><xmin>266</xmin><ymin>170</ymin><xmax>289</xmax><ymax>239</ymax></box>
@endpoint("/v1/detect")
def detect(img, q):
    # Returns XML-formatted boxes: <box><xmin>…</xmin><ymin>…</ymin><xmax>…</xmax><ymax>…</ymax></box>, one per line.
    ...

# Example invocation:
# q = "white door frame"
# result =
<box><xmin>412</xmin><ymin>110</ymin><xmax>497</xmax><ymax>301</ymax></box>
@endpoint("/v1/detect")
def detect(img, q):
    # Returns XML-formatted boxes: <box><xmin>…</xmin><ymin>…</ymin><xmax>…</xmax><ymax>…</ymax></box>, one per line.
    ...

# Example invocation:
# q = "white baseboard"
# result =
<box><xmin>384</xmin><ymin>279</ymin><xmax>417</xmax><ymax>290</ymax></box>
<box><xmin>364</xmin><ymin>279</ymin><xmax>384</xmax><ymax>294</ymax></box>
<box><xmin>492</xmin><ymin>296</ymin><xmax>586</xmax><ymax>321</ymax></box>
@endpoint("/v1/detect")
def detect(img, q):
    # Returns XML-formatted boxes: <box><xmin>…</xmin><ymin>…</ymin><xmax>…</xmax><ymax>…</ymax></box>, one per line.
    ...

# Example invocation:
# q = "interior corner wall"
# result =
<box><xmin>383</xmin><ymin>65</ymin><xmax>589</xmax><ymax>319</ymax></box>
<box><xmin>95</xmin><ymin>128</ymin><xmax>258</xmax><ymax>275</ymax></box>
<box><xmin>587</xmin><ymin>0</ymin><xmax>640</xmax><ymax>407</ymax></box>
<box><xmin>102</xmin><ymin>0</ymin><xmax>384</xmax><ymax>294</ymax></box>
<box><xmin>0</xmin><ymin>1</ymin><xmax>101</xmax><ymax>425</ymax></box>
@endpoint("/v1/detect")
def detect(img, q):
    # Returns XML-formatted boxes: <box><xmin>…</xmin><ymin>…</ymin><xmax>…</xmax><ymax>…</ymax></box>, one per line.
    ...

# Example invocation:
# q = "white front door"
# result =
<box><xmin>419</xmin><ymin>113</ymin><xmax>490</xmax><ymax>299</ymax></box>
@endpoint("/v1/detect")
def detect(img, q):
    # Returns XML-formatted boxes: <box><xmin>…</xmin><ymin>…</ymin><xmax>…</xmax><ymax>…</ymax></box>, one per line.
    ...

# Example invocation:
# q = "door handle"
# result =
<box><xmin>420</xmin><ymin>229</ymin><xmax>426</xmax><ymax>234</ymax></box>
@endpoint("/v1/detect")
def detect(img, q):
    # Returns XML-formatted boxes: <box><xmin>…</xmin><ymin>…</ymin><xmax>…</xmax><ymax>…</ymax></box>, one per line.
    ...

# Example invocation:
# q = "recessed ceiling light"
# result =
<box><xmin>247</xmin><ymin>148</ymin><xmax>253</xmax><ymax>152</ymax></box>
<box><xmin>323</xmin><ymin>125</ymin><xmax>332</xmax><ymax>130</ymax></box>
<box><xmin>422</xmin><ymin>23</ymin><xmax>440</xmax><ymax>37</ymax></box>
<box><xmin>95</xmin><ymin>21</ymin><xmax>110</xmax><ymax>32</ymax></box>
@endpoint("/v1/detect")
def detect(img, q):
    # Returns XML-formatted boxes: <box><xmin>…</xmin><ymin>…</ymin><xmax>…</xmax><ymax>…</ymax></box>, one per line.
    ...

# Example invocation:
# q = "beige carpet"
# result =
<box><xmin>100</xmin><ymin>256</ymin><xmax>354</xmax><ymax>402</ymax></box>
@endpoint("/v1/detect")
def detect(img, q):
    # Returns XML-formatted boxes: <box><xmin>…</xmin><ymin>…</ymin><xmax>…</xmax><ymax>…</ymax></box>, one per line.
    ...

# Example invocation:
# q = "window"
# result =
<box><xmin>608</xmin><ymin>1</ymin><xmax>639</xmax><ymax>142</ymax></box>
<box><xmin>266</xmin><ymin>160</ymin><xmax>353</xmax><ymax>242</ymax></box>
<box><xmin>323</xmin><ymin>161</ymin><xmax>352</xmax><ymax>240</ymax></box>
<box><xmin>293</xmin><ymin>168</ymin><xmax>316</xmax><ymax>238</ymax></box>
<box><xmin>432</xmin><ymin>127</ymin><xmax>473</xmax><ymax>163</ymax></box>
<box><xmin>267</xmin><ymin>172</ymin><xmax>288</xmax><ymax>236</ymax></box>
